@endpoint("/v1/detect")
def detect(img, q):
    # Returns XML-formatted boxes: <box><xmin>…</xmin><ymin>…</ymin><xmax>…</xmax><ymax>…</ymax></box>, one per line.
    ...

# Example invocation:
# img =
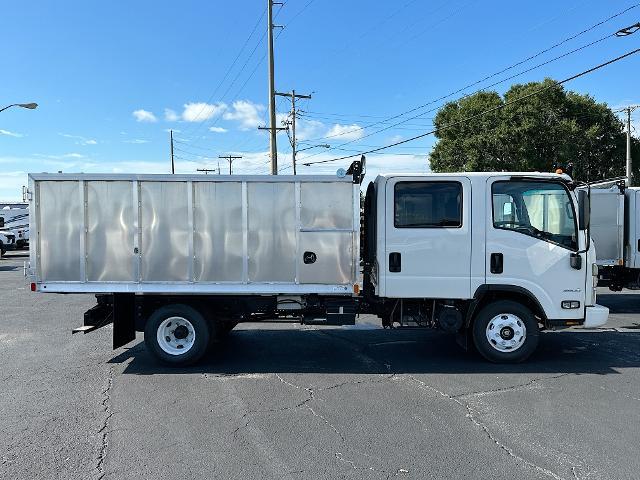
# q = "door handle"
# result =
<box><xmin>389</xmin><ymin>252</ymin><xmax>401</xmax><ymax>272</ymax></box>
<box><xmin>490</xmin><ymin>253</ymin><xmax>503</xmax><ymax>274</ymax></box>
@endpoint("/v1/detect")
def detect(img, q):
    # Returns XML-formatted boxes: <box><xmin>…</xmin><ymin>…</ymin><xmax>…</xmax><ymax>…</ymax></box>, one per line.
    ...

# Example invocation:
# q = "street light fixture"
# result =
<box><xmin>0</xmin><ymin>102</ymin><xmax>38</xmax><ymax>113</ymax></box>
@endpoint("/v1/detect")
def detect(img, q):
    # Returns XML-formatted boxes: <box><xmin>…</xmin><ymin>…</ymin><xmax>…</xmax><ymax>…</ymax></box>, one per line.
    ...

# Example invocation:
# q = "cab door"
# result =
<box><xmin>383</xmin><ymin>176</ymin><xmax>472</xmax><ymax>299</ymax></box>
<box><xmin>486</xmin><ymin>177</ymin><xmax>585</xmax><ymax>320</ymax></box>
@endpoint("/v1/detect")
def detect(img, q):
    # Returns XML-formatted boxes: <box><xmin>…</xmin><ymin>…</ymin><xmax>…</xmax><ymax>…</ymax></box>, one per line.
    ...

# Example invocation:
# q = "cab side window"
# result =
<box><xmin>394</xmin><ymin>182</ymin><xmax>462</xmax><ymax>228</ymax></box>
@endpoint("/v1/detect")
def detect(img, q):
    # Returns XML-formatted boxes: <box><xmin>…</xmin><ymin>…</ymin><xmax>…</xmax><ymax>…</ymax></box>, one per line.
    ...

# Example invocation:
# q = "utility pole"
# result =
<box><xmin>626</xmin><ymin>106</ymin><xmax>636</xmax><ymax>186</ymax></box>
<box><xmin>266</xmin><ymin>0</ymin><xmax>283</xmax><ymax>174</ymax></box>
<box><xmin>219</xmin><ymin>155</ymin><xmax>242</xmax><ymax>175</ymax></box>
<box><xmin>197</xmin><ymin>168</ymin><xmax>218</xmax><ymax>175</ymax></box>
<box><xmin>276</xmin><ymin>89</ymin><xmax>311</xmax><ymax>175</ymax></box>
<box><xmin>170</xmin><ymin>129</ymin><xmax>175</xmax><ymax>174</ymax></box>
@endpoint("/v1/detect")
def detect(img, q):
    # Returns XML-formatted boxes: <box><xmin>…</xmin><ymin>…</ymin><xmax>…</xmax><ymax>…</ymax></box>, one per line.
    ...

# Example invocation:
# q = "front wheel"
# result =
<box><xmin>144</xmin><ymin>304</ymin><xmax>210</xmax><ymax>366</ymax></box>
<box><xmin>472</xmin><ymin>300</ymin><xmax>539</xmax><ymax>363</ymax></box>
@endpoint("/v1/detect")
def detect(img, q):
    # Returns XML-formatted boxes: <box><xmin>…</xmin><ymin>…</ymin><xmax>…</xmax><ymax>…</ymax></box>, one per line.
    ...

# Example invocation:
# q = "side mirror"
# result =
<box><xmin>578</xmin><ymin>190</ymin><xmax>590</xmax><ymax>231</ymax></box>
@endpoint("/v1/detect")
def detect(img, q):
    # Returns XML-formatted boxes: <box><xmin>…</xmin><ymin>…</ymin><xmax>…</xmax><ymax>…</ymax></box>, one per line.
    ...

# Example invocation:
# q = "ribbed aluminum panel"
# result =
<box><xmin>38</xmin><ymin>181</ymin><xmax>81</xmax><ymax>281</ymax></box>
<box><xmin>298</xmin><ymin>231</ymin><xmax>353</xmax><ymax>284</ymax></box>
<box><xmin>247</xmin><ymin>182</ymin><xmax>296</xmax><ymax>282</ymax></box>
<box><xmin>30</xmin><ymin>173</ymin><xmax>359</xmax><ymax>293</ymax></box>
<box><xmin>193</xmin><ymin>182</ymin><xmax>244</xmax><ymax>281</ymax></box>
<box><xmin>300</xmin><ymin>182</ymin><xmax>353</xmax><ymax>229</ymax></box>
<box><xmin>86</xmin><ymin>181</ymin><xmax>136</xmax><ymax>281</ymax></box>
<box><xmin>140</xmin><ymin>182</ymin><xmax>190</xmax><ymax>281</ymax></box>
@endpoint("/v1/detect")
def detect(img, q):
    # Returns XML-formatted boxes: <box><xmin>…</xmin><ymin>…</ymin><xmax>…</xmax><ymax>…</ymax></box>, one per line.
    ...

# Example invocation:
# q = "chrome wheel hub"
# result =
<box><xmin>486</xmin><ymin>313</ymin><xmax>526</xmax><ymax>352</ymax></box>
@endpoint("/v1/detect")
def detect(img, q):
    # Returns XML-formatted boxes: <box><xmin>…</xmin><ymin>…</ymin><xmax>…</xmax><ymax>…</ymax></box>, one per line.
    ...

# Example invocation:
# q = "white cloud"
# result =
<box><xmin>124</xmin><ymin>139</ymin><xmax>150</xmax><ymax>144</ymax></box>
<box><xmin>58</xmin><ymin>133</ymin><xmax>98</xmax><ymax>145</ymax></box>
<box><xmin>223</xmin><ymin>100</ymin><xmax>265</xmax><ymax>130</ymax></box>
<box><xmin>163</xmin><ymin>128</ymin><xmax>181</xmax><ymax>133</ymax></box>
<box><xmin>209</xmin><ymin>127</ymin><xmax>228</xmax><ymax>133</ymax></box>
<box><xmin>133</xmin><ymin>109</ymin><xmax>157</xmax><ymax>123</ymax></box>
<box><xmin>326</xmin><ymin>123</ymin><xmax>364</xmax><ymax>141</ymax></box>
<box><xmin>294</xmin><ymin>119</ymin><xmax>325</xmax><ymax>141</ymax></box>
<box><xmin>182</xmin><ymin>102</ymin><xmax>226</xmax><ymax>122</ymax></box>
<box><xmin>164</xmin><ymin>108</ymin><xmax>179</xmax><ymax>121</ymax></box>
<box><xmin>0</xmin><ymin>129</ymin><xmax>23</xmax><ymax>138</ymax></box>
<box><xmin>34</xmin><ymin>152</ymin><xmax>87</xmax><ymax>159</ymax></box>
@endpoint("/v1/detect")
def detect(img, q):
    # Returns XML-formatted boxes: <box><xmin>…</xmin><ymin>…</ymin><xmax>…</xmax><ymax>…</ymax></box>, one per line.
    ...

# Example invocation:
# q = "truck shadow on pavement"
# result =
<box><xmin>113</xmin><ymin>327</ymin><xmax>640</xmax><ymax>376</ymax></box>
<box><xmin>598</xmin><ymin>293</ymin><xmax>640</xmax><ymax>315</ymax></box>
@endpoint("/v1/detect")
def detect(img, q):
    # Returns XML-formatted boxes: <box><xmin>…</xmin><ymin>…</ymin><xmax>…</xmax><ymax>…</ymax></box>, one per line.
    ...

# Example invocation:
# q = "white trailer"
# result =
<box><xmin>586</xmin><ymin>180</ymin><xmax>640</xmax><ymax>290</ymax></box>
<box><xmin>27</xmin><ymin>164</ymin><xmax>608</xmax><ymax>365</ymax></box>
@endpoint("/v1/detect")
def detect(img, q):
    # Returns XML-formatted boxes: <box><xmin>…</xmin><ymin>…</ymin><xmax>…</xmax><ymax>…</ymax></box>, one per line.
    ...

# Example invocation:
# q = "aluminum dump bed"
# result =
<box><xmin>28</xmin><ymin>173</ymin><xmax>360</xmax><ymax>295</ymax></box>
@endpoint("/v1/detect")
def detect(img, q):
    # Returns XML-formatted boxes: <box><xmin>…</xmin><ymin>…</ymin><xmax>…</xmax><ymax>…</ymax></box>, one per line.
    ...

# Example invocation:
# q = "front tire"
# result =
<box><xmin>472</xmin><ymin>300</ymin><xmax>539</xmax><ymax>363</ymax></box>
<box><xmin>144</xmin><ymin>304</ymin><xmax>210</xmax><ymax>366</ymax></box>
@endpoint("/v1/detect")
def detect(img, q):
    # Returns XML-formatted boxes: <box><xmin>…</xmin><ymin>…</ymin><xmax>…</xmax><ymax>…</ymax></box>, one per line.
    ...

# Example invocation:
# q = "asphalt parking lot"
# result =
<box><xmin>2</xmin><ymin>250</ymin><xmax>640</xmax><ymax>480</ymax></box>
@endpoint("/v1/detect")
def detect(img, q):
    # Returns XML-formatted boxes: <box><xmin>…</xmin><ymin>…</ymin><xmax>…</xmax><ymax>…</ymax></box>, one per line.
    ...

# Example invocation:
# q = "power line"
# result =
<box><xmin>299</xmin><ymin>22</ymin><xmax>633</xmax><ymax>162</ymax></box>
<box><xmin>183</xmin><ymin>1</ymin><xmax>314</xmax><ymax>150</ymax></box>
<box><xmin>302</xmin><ymin>4</ymin><xmax>640</xmax><ymax>145</ymax></box>
<box><xmin>180</xmin><ymin>8</ymin><xmax>267</xmax><ymax>137</ymax></box>
<box><xmin>302</xmin><ymin>48</ymin><xmax>640</xmax><ymax>166</ymax></box>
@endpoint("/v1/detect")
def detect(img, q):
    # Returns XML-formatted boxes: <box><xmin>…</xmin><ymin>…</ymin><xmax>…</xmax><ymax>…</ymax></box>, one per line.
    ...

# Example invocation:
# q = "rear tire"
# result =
<box><xmin>144</xmin><ymin>304</ymin><xmax>210</xmax><ymax>366</ymax></box>
<box><xmin>472</xmin><ymin>300</ymin><xmax>539</xmax><ymax>363</ymax></box>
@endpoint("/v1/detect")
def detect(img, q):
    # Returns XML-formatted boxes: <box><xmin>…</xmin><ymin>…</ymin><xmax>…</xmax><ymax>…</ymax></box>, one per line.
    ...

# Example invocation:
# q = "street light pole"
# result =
<box><xmin>0</xmin><ymin>103</ymin><xmax>38</xmax><ymax>113</ymax></box>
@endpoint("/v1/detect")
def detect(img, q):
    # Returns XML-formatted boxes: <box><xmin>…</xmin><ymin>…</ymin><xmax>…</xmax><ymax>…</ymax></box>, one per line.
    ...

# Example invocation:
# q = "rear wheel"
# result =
<box><xmin>144</xmin><ymin>304</ymin><xmax>210</xmax><ymax>366</ymax></box>
<box><xmin>472</xmin><ymin>300</ymin><xmax>539</xmax><ymax>363</ymax></box>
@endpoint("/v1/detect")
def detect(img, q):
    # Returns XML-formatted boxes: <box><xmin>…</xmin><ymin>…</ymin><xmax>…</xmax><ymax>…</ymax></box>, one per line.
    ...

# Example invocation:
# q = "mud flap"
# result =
<box><xmin>113</xmin><ymin>293</ymin><xmax>136</xmax><ymax>349</ymax></box>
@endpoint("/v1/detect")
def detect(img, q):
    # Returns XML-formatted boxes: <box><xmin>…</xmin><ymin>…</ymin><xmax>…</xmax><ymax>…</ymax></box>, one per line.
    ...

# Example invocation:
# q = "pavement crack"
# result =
<box><xmin>274</xmin><ymin>374</ymin><xmax>395</xmax><ymax>475</ymax></box>
<box><xmin>321</xmin><ymin>374</ymin><xmax>397</xmax><ymax>392</ymax></box>
<box><xmin>404</xmin><ymin>375</ymin><xmax>566</xmax><ymax>480</ymax></box>
<box><xmin>452</xmin><ymin>373</ymin><xmax>572</xmax><ymax>399</ymax></box>
<box><xmin>95</xmin><ymin>366</ymin><xmax>114</xmax><ymax>480</ymax></box>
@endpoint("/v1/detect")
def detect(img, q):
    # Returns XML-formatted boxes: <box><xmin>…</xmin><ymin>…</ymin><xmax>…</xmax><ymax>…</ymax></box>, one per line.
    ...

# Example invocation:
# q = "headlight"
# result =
<box><xmin>592</xmin><ymin>263</ymin><xmax>599</xmax><ymax>276</ymax></box>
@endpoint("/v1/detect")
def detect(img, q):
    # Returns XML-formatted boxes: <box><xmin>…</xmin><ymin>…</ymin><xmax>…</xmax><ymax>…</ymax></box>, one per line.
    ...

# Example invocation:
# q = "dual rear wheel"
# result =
<box><xmin>144</xmin><ymin>304</ymin><xmax>237</xmax><ymax>366</ymax></box>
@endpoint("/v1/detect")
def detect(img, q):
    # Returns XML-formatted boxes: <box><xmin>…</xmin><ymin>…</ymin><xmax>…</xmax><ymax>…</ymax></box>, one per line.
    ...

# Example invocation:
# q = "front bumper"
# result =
<box><xmin>583</xmin><ymin>304</ymin><xmax>609</xmax><ymax>328</ymax></box>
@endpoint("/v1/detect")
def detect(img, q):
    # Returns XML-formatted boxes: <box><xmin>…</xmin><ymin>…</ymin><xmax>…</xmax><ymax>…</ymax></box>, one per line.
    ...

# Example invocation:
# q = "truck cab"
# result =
<box><xmin>363</xmin><ymin>172</ymin><xmax>607</xmax><ymax>361</ymax></box>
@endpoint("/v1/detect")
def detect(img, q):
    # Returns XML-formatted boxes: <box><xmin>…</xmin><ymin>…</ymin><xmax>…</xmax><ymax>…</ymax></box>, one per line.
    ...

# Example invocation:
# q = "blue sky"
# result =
<box><xmin>1</xmin><ymin>0</ymin><xmax>639</xmax><ymax>199</ymax></box>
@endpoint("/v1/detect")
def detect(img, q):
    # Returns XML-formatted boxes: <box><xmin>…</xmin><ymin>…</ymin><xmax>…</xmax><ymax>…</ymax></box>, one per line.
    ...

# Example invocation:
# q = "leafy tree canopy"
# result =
<box><xmin>429</xmin><ymin>79</ymin><xmax>640</xmax><ymax>181</ymax></box>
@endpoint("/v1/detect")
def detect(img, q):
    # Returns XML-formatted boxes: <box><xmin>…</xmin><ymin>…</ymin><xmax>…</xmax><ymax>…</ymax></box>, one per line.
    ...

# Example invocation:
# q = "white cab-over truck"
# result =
<box><xmin>26</xmin><ymin>161</ymin><xmax>608</xmax><ymax>365</ymax></box>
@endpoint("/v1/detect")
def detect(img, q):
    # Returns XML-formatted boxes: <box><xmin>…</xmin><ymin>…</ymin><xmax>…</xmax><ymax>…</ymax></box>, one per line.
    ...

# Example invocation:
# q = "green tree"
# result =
<box><xmin>429</xmin><ymin>79</ymin><xmax>640</xmax><ymax>181</ymax></box>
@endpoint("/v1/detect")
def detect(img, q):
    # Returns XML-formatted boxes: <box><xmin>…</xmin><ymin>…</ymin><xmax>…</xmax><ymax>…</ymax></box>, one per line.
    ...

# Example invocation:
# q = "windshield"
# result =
<box><xmin>492</xmin><ymin>180</ymin><xmax>578</xmax><ymax>250</ymax></box>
